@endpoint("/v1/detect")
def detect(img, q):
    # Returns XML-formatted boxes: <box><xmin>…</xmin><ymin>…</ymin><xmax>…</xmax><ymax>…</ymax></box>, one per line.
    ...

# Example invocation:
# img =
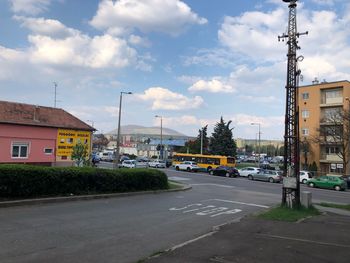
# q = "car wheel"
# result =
<box><xmin>175</xmin><ymin>166</ymin><xmax>179</xmax><ymax>171</ymax></box>
<box><xmin>268</xmin><ymin>177</ymin><xmax>274</xmax><ymax>183</ymax></box>
<box><xmin>302</xmin><ymin>179</ymin><xmax>307</xmax><ymax>184</ymax></box>
<box><xmin>309</xmin><ymin>182</ymin><xmax>314</xmax><ymax>188</ymax></box>
<box><xmin>186</xmin><ymin>167</ymin><xmax>191</xmax><ymax>172</ymax></box>
<box><xmin>226</xmin><ymin>172</ymin><xmax>230</xmax><ymax>177</ymax></box>
<box><xmin>207</xmin><ymin>166</ymin><xmax>212</xmax><ymax>173</ymax></box>
<box><xmin>248</xmin><ymin>175</ymin><xmax>253</xmax><ymax>180</ymax></box>
<box><xmin>155</xmin><ymin>165</ymin><xmax>159</xmax><ymax>168</ymax></box>
<box><xmin>334</xmin><ymin>185</ymin><xmax>341</xmax><ymax>191</ymax></box>
<box><xmin>209</xmin><ymin>170</ymin><xmax>214</xmax><ymax>175</ymax></box>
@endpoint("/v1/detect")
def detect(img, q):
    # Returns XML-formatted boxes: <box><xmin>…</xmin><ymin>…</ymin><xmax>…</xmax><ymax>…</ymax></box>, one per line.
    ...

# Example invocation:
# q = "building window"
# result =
<box><xmin>12</xmin><ymin>143</ymin><xmax>29</xmax><ymax>158</ymax></box>
<box><xmin>44</xmin><ymin>148</ymin><xmax>53</xmax><ymax>154</ymax></box>
<box><xmin>302</xmin><ymin>93</ymin><xmax>309</xmax><ymax>100</ymax></box>
<box><xmin>302</xmin><ymin>110</ymin><xmax>309</xmax><ymax>118</ymax></box>
<box><xmin>67</xmin><ymin>138</ymin><xmax>74</xmax><ymax>144</ymax></box>
<box><xmin>326</xmin><ymin>146</ymin><xmax>340</xmax><ymax>154</ymax></box>
<box><xmin>302</xmin><ymin>128</ymin><xmax>309</xmax><ymax>136</ymax></box>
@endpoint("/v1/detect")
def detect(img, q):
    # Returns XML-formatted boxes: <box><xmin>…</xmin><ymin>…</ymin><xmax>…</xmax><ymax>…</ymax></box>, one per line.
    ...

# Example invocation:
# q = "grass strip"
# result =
<box><xmin>258</xmin><ymin>205</ymin><xmax>320</xmax><ymax>222</ymax></box>
<box><xmin>318</xmin><ymin>202</ymin><xmax>350</xmax><ymax>211</ymax></box>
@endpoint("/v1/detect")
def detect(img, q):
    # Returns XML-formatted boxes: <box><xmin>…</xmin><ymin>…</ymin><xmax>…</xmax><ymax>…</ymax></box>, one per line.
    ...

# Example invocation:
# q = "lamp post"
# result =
<box><xmin>155</xmin><ymin>115</ymin><xmax>163</xmax><ymax>160</ymax></box>
<box><xmin>251</xmin><ymin>123</ymin><xmax>261</xmax><ymax>168</ymax></box>
<box><xmin>200</xmin><ymin>128</ymin><xmax>203</xmax><ymax>155</ymax></box>
<box><xmin>114</xmin><ymin>91</ymin><xmax>132</xmax><ymax>168</ymax></box>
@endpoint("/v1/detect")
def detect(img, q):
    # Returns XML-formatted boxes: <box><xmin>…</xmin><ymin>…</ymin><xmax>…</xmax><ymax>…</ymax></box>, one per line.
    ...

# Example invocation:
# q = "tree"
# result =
<box><xmin>209</xmin><ymin>117</ymin><xmax>237</xmax><ymax>156</ymax></box>
<box><xmin>92</xmin><ymin>134</ymin><xmax>109</xmax><ymax>151</ymax></box>
<box><xmin>311</xmin><ymin>107</ymin><xmax>350</xmax><ymax>175</ymax></box>
<box><xmin>71</xmin><ymin>141</ymin><xmax>89</xmax><ymax>167</ymax></box>
<box><xmin>177</xmin><ymin>125</ymin><xmax>209</xmax><ymax>154</ymax></box>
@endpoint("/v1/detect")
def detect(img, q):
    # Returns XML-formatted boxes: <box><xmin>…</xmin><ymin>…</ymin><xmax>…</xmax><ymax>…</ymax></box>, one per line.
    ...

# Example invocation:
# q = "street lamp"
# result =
<box><xmin>114</xmin><ymin>91</ymin><xmax>132</xmax><ymax>168</ymax></box>
<box><xmin>251</xmin><ymin>123</ymin><xmax>261</xmax><ymax>168</ymax></box>
<box><xmin>155</xmin><ymin>115</ymin><xmax>163</xmax><ymax>160</ymax></box>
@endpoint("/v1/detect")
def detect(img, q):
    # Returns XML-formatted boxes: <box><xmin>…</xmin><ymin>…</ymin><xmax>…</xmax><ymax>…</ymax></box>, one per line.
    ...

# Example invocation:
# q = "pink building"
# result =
<box><xmin>0</xmin><ymin>101</ymin><xmax>94</xmax><ymax>166</ymax></box>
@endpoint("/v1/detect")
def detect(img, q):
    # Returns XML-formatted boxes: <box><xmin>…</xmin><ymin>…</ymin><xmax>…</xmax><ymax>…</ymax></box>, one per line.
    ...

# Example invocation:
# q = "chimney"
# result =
<box><xmin>33</xmin><ymin>105</ymin><xmax>40</xmax><ymax>122</ymax></box>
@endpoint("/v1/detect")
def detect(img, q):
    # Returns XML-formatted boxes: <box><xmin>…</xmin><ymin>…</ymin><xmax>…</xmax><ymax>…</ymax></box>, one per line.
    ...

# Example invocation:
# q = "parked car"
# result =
<box><xmin>121</xmin><ymin>160</ymin><xmax>149</xmax><ymax>168</ymax></box>
<box><xmin>175</xmin><ymin>161</ymin><xmax>200</xmax><ymax>172</ymax></box>
<box><xmin>307</xmin><ymin>175</ymin><xmax>347</xmax><ymax>191</ymax></box>
<box><xmin>91</xmin><ymin>153</ymin><xmax>100</xmax><ymax>165</ymax></box>
<box><xmin>99</xmin><ymin>151</ymin><xmax>115</xmax><ymax>162</ymax></box>
<box><xmin>238</xmin><ymin>167</ymin><xmax>260</xmax><ymax>177</ymax></box>
<box><xmin>248</xmin><ymin>170</ymin><xmax>282</xmax><ymax>183</ymax></box>
<box><xmin>343</xmin><ymin>175</ymin><xmax>350</xmax><ymax>189</ymax></box>
<box><xmin>299</xmin><ymin>170</ymin><xmax>313</xmax><ymax>184</ymax></box>
<box><xmin>149</xmin><ymin>159</ymin><xmax>166</xmax><ymax>168</ymax></box>
<box><xmin>210</xmin><ymin>166</ymin><xmax>239</xmax><ymax>178</ymax></box>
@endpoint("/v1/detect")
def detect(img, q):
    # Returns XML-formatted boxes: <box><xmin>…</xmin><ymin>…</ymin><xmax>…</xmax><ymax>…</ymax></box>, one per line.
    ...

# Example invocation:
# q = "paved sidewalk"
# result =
<box><xmin>145</xmin><ymin>209</ymin><xmax>350</xmax><ymax>263</ymax></box>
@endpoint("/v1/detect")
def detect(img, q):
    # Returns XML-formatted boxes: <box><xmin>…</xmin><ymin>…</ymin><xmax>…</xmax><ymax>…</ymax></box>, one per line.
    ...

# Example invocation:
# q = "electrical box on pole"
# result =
<box><xmin>278</xmin><ymin>0</ymin><xmax>307</xmax><ymax>208</ymax></box>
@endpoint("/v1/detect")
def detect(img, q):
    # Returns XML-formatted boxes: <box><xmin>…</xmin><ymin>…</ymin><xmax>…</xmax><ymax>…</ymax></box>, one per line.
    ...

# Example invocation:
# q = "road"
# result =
<box><xmin>0</xmin><ymin>167</ymin><xmax>349</xmax><ymax>263</ymax></box>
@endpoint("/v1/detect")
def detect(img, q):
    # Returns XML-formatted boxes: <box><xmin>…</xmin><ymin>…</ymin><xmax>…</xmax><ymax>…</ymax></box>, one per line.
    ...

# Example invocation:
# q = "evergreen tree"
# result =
<box><xmin>209</xmin><ymin>117</ymin><xmax>237</xmax><ymax>156</ymax></box>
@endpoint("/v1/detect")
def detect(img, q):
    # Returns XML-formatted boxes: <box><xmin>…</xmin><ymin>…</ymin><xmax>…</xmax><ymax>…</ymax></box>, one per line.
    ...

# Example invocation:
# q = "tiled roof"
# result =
<box><xmin>0</xmin><ymin>100</ymin><xmax>94</xmax><ymax>131</ymax></box>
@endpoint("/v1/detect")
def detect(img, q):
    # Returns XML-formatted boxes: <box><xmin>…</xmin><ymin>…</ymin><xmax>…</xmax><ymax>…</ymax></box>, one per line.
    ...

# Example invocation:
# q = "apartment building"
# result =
<box><xmin>299</xmin><ymin>80</ymin><xmax>350</xmax><ymax>175</ymax></box>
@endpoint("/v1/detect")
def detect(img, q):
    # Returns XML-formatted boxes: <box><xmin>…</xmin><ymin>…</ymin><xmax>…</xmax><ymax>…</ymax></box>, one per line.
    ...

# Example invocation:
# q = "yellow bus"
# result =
<box><xmin>172</xmin><ymin>153</ymin><xmax>236</xmax><ymax>172</ymax></box>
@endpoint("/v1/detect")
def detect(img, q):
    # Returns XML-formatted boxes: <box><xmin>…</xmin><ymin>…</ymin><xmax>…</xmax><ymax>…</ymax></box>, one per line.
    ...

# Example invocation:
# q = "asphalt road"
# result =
<box><xmin>0</xmin><ymin>167</ymin><xmax>349</xmax><ymax>263</ymax></box>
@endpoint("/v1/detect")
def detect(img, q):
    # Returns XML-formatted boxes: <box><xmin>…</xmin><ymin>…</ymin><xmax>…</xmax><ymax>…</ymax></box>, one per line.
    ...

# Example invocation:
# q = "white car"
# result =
<box><xmin>121</xmin><ymin>160</ymin><xmax>149</xmax><ymax>168</ymax></box>
<box><xmin>299</xmin><ymin>170</ymin><xmax>313</xmax><ymax>184</ymax></box>
<box><xmin>238</xmin><ymin>167</ymin><xmax>261</xmax><ymax>177</ymax></box>
<box><xmin>175</xmin><ymin>161</ymin><xmax>200</xmax><ymax>172</ymax></box>
<box><xmin>149</xmin><ymin>159</ymin><xmax>166</xmax><ymax>168</ymax></box>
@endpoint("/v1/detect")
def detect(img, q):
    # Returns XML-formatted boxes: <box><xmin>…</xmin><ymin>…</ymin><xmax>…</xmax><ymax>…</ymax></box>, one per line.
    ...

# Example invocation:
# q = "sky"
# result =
<box><xmin>1</xmin><ymin>0</ymin><xmax>350</xmax><ymax>140</ymax></box>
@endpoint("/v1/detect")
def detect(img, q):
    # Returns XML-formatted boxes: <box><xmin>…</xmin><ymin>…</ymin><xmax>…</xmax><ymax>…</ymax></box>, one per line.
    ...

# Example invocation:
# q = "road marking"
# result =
<box><xmin>206</xmin><ymin>199</ymin><xmax>269</xmax><ymax>208</ymax></box>
<box><xmin>168</xmin><ymin>176</ymin><xmax>191</xmax><ymax>181</ymax></box>
<box><xmin>257</xmin><ymin>233</ymin><xmax>350</xmax><ymax>248</ymax></box>
<box><xmin>191</xmin><ymin>183</ymin><xmax>235</xmax><ymax>188</ymax></box>
<box><xmin>169</xmin><ymin>203</ymin><xmax>242</xmax><ymax>218</ymax></box>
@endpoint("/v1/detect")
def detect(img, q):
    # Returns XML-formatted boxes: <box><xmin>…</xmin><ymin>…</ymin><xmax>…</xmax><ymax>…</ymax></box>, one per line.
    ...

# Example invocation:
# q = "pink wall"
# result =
<box><xmin>0</xmin><ymin>124</ymin><xmax>57</xmax><ymax>163</ymax></box>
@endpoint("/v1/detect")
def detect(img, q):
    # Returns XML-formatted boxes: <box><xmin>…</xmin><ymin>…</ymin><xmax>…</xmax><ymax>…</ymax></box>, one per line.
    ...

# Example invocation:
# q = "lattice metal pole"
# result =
<box><xmin>278</xmin><ymin>0</ymin><xmax>307</xmax><ymax>208</ymax></box>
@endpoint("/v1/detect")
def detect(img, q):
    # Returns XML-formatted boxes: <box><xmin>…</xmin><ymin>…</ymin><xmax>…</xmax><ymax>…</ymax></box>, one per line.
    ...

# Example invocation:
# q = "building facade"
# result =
<box><xmin>299</xmin><ymin>80</ymin><xmax>350</xmax><ymax>175</ymax></box>
<box><xmin>0</xmin><ymin>101</ymin><xmax>95</xmax><ymax>166</ymax></box>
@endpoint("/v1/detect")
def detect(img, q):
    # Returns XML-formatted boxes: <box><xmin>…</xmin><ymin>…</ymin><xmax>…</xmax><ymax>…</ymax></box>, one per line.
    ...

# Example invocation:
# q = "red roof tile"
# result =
<box><xmin>0</xmin><ymin>100</ymin><xmax>95</xmax><ymax>131</ymax></box>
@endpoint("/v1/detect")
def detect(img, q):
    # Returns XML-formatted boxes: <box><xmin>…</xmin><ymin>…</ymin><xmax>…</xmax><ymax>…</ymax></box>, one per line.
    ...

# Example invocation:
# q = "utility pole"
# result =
<box><xmin>278</xmin><ymin>0</ymin><xmax>307</xmax><ymax>208</ymax></box>
<box><xmin>200</xmin><ymin>128</ymin><xmax>203</xmax><ymax>155</ymax></box>
<box><xmin>53</xmin><ymin>82</ymin><xmax>58</xmax><ymax>108</ymax></box>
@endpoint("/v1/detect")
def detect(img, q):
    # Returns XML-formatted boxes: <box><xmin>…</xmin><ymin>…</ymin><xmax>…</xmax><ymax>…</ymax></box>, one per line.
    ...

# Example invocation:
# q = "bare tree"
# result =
<box><xmin>311</xmin><ymin>107</ymin><xmax>350</xmax><ymax>175</ymax></box>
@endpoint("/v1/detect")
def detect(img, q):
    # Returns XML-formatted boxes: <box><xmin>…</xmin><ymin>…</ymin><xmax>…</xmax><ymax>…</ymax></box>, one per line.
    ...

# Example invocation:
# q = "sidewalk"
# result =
<box><xmin>145</xmin><ymin>207</ymin><xmax>350</xmax><ymax>263</ymax></box>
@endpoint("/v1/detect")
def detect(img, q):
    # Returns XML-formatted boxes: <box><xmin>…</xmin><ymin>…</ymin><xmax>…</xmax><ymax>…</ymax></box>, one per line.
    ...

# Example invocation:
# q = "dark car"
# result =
<box><xmin>344</xmin><ymin>176</ymin><xmax>350</xmax><ymax>189</ymax></box>
<box><xmin>209</xmin><ymin>166</ymin><xmax>239</xmax><ymax>178</ymax></box>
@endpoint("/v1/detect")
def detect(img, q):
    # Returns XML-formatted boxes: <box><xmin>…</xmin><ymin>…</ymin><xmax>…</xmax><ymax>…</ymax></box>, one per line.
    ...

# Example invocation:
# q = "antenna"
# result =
<box><xmin>53</xmin><ymin>82</ymin><xmax>58</xmax><ymax>108</ymax></box>
<box><xmin>278</xmin><ymin>0</ymin><xmax>308</xmax><ymax>208</ymax></box>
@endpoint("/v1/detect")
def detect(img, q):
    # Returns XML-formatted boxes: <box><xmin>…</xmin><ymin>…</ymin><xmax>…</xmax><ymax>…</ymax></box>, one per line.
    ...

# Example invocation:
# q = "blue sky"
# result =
<box><xmin>1</xmin><ymin>0</ymin><xmax>350</xmax><ymax>140</ymax></box>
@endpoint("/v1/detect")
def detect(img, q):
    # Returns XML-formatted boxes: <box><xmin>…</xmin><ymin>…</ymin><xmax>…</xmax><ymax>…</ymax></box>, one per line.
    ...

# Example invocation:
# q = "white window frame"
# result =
<box><xmin>302</xmin><ymin>92</ymin><xmax>309</xmax><ymax>100</ymax></box>
<box><xmin>11</xmin><ymin>142</ymin><xmax>30</xmax><ymax>159</ymax></box>
<box><xmin>302</xmin><ymin>128</ymin><xmax>309</xmax><ymax>136</ymax></box>
<box><xmin>44</xmin><ymin>148</ymin><xmax>53</xmax><ymax>155</ymax></box>
<box><xmin>302</xmin><ymin>110</ymin><xmax>309</xmax><ymax>118</ymax></box>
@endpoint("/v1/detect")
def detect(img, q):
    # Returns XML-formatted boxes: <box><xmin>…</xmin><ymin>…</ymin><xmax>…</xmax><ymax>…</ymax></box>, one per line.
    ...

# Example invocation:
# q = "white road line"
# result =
<box><xmin>168</xmin><ymin>176</ymin><xmax>191</xmax><ymax>181</ymax></box>
<box><xmin>207</xmin><ymin>198</ymin><xmax>269</xmax><ymax>208</ymax></box>
<box><xmin>257</xmin><ymin>233</ymin><xmax>350</xmax><ymax>248</ymax></box>
<box><xmin>191</xmin><ymin>183</ymin><xmax>235</xmax><ymax>188</ymax></box>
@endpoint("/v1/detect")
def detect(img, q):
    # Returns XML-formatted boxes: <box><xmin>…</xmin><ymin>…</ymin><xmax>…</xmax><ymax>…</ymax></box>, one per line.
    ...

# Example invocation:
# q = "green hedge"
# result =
<box><xmin>0</xmin><ymin>165</ymin><xmax>168</xmax><ymax>198</ymax></box>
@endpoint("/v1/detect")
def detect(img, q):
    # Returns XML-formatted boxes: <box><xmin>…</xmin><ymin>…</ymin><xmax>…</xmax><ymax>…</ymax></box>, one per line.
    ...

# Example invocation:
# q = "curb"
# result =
<box><xmin>0</xmin><ymin>184</ymin><xmax>192</xmax><ymax>208</ymax></box>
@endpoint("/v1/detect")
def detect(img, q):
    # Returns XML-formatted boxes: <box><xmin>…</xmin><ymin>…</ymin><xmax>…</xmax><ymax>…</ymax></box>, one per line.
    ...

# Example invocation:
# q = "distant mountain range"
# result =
<box><xmin>106</xmin><ymin>125</ymin><xmax>187</xmax><ymax>137</ymax></box>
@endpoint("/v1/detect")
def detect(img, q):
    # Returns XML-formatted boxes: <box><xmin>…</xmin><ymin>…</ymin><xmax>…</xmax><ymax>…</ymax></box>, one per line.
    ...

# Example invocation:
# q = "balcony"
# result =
<box><xmin>320</xmin><ymin>97</ymin><xmax>343</xmax><ymax>107</ymax></box>
<box><xmin>320</xmin><ymin>154</ymin><xmax>342</xmax><ymax>163</ymax></box>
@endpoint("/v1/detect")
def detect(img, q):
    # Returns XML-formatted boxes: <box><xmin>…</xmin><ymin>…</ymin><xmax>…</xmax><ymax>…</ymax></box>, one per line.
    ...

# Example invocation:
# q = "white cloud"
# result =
<box><xmin>10</xmin><ymin>0</ymin><xmax>51</xmax><ymax>15</ymax></box>
<box><xmin>311</xmin><ymin>0</ymin><xmax>335</xmax><ymax>6</ymax></box>
<box><xmin>189</xmin><ymin>79</ymin><xmax>235</xmax><ymax>93</ymax></box>
<box><xmin>136</xmin><ymin>87</ymin><xmax>204</xmax><ymax>110</ymax></box>
<box><xmin>128</xmin><ymin>34</ymin><xmax>151</xmax><ymax>47</ymax></box>
<box><xmin>90</xmin><ymin>0</ymin><xmax>207</xmax><ymax>36</ymax></box>
<box><xmin>218</xmin><ymin>9</ymin><xmax>286</xmax><ymax>61</ymax></box>
<box><xmin>0</xmin><ymin>17</ymin><xmax>153</xmax><ymax>71</ymax></box>
<box><xmin>14</xmin><ymin>16</ymin><xmax>79</xmax><ymax>38</ymax></box>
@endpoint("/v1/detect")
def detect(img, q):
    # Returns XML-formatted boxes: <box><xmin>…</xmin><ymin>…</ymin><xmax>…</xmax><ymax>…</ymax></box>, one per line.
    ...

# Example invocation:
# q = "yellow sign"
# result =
<box><xmin>57</xmin><ymin>129</ymin><xmax>91</xmax><ymax>157</ymax></box>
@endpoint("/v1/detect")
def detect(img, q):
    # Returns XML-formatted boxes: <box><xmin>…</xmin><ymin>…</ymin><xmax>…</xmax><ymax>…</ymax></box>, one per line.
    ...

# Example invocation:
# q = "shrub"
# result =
<box><xmin>0</xmin><ymin>164</ymin><xmax>168</xmax><ymax>198</ymax></box>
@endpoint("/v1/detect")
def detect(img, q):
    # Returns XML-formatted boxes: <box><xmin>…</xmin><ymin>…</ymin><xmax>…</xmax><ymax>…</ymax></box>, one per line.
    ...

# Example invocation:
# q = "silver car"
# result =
<box><xmin>248</xmin><ymin>170</ymin><xmax>282</xmax><ymax>183</ymax></box>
